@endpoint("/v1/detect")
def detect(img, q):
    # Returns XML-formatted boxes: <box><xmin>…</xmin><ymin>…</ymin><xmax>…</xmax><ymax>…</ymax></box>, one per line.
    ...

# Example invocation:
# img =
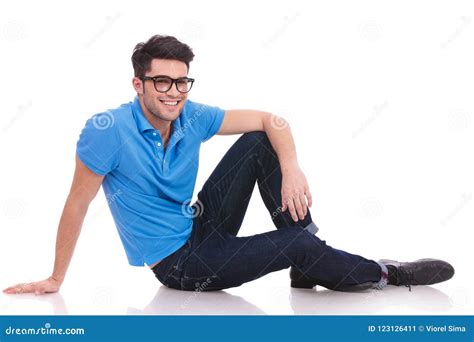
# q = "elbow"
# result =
<box><xmin>265</xmin><ymin>113</ymin><xmax>290</xmax><ymax>131</ymax></box>
<box><xmin>65</xmin><ymin>193</ymin><xmax>93</xmax><ymax>214</ymax></box>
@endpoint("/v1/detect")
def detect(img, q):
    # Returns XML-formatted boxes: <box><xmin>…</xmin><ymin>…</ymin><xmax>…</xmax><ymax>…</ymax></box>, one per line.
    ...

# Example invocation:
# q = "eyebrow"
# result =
<box><xmin>147</xmin><ymin>74</ymin><xmax>189</xmax><ymax>79</ymax></box>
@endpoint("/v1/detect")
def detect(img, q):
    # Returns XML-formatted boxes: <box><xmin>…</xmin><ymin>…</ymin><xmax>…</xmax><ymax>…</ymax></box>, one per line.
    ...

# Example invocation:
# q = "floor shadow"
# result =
<box><xmin>289</xmin><ymin>285</ymin><xmax>453</xmax><ymax>314</ymax></box>
<box><xmin>127</xmin><ymin>285</ymin><xmax>267</xmax><ymax>315</ymax></box>
<box><xmin>1</xmin><ymin>292</ymin><xmax>69</xmax><ymax>315</ymax></box>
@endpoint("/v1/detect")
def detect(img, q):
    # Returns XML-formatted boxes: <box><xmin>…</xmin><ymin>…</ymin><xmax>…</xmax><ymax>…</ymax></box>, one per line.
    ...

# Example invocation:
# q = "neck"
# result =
<box><xmin>138</xmin><ymin>97</ymin><xmax>172</xmax><ymax>139</ymax></box>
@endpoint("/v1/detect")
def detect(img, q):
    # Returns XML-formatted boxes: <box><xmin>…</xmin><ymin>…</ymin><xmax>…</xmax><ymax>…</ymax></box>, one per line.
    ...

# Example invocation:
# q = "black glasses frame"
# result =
<box><xmin>140</xmin><ymin>75</ymin><xmax>195</xmax><ymax>93</ymax></box>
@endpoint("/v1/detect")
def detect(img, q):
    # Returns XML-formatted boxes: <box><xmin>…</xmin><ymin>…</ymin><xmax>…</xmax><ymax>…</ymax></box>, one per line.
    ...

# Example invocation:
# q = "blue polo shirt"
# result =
<box><xmin>76</xmin><ymin>96</ymin><xmax>225</xmax><ymax>266</ymax></box>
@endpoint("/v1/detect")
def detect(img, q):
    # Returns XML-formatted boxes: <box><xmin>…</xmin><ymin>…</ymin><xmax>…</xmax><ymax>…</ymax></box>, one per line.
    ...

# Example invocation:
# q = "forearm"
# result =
<box><xmin>262</xmin><ymin>114</ymin><xmax>299</xmax><ymax>174</ymax></box>
<box><xmin>51</xmin><ymin>197</ymin><xmax>88</xmax><ymax>284</ymax></box>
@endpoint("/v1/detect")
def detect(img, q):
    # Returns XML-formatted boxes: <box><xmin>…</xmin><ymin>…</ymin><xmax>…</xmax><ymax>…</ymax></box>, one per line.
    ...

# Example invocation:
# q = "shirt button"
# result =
<box><xmin>157</xmin><ymin>142</ymin><xmax>161</xmax><ymax>147</ymax></box>
<box><xmin>152</xmin><ymin>132</ymin><xmax>157</xmax><ymax>136</ymax></box>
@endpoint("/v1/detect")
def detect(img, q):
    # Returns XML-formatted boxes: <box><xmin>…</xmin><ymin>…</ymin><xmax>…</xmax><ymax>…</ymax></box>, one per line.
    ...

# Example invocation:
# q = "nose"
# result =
<box><xmin>166</xmin><ymin>81</ymin><xmax>181</xmax><ymax>97</ymax></box>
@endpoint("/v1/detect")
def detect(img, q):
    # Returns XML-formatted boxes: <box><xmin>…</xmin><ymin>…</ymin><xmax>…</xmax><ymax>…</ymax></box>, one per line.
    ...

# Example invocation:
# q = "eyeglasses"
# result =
<box><xmin>140</xmin><ymin>75</ymin><xmax>195</xmax><ymax>93</ymax></box>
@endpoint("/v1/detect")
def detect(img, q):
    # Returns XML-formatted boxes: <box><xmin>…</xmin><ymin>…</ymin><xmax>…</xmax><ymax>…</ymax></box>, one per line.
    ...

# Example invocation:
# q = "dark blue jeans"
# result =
<box><xmin>152</xmin><ymin>131</ymin><xmax>382</xmax><ymax>291</ymax></box>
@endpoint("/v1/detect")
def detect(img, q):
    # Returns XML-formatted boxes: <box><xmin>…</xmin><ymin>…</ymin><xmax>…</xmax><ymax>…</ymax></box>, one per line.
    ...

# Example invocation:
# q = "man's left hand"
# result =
<box><xmin>281</xmin><ymin>166</ymin><xmax>313</xmax><ymax>222</ymax></box>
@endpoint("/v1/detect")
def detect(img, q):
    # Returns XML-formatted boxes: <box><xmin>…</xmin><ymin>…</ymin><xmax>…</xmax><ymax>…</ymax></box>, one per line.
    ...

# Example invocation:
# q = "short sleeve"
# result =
<box><xmin>76</xmin><ymin>112</ymin><xmax>121</xmax><ymax>176</ymax></box>
<box><xmin>194</xmin><ymin>102</ymin><xmax>225</xmax><ymax>143</ymax></box>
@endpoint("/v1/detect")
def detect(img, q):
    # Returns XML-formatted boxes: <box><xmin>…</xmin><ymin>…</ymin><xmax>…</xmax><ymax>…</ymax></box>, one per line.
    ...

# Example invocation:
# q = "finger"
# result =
<box><xmin>306</xmin><ymin>189</ymin><xmax>313</xmax><ymax>208</ymax></box>
<box><xmin>5</xmin><ymin>283</ymin><xmax>22</xmax><ymax>294</ymax></box>
<box><xmin>4</xmin><ymin>286</ymin><xmax>21</xmax><ymax>294</ymax></box>
<box><xmin>286</xmin><ymin>198</ymin><xmax>298</xmax><ymax>222</ymax></box>
<box><xmin>299</xmin><ymin>192</ymin><xmax>307</xmax><ymax>217</ymax></box>
<box><xmin>293</xmin><ymin>194</ymin><xmax>305</xmax><ymax>220</ymax></box>
<box><xmin>14</xmin><ymin>283</ymin><xmax>34</xmax><ymax>294</ymax></box>
<box><xmin>3</xmin><ymin>283</ymin><xmax>24</xmax><ymax>291</ymax></box>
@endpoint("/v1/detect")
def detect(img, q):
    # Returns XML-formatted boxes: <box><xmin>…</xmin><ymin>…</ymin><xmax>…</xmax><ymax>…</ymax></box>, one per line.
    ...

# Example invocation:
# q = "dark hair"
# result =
<box><xmin>131</xmin><ymin>35</ymin><xmax>194</xmax><ymax>78</ymax></box>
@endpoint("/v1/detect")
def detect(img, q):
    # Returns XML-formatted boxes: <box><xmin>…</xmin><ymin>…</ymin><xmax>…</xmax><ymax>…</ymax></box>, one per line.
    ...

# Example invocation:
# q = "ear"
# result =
<box><xmin>132</xmin><ymin>77</ymin><xmax>144</xmax><ymax>95</ymax></box>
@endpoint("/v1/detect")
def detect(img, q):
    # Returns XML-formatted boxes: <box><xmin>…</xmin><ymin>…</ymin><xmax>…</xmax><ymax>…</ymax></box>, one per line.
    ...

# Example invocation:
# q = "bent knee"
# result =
<box><xmin>239</xmin><ymin>131</ymin><xmax>270</xmax><ymax>146</ymax></box>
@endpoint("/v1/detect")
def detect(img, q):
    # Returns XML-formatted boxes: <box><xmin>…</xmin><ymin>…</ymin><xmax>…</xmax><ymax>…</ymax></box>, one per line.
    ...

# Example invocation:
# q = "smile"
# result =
<box><xmin>160</xmin><ymin>100</ymin><xmax>180</xmax><ymax>107</ymax></box>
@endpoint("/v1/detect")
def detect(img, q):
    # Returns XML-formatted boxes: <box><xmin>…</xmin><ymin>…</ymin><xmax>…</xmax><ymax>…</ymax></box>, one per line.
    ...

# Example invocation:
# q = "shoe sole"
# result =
<box><xmin>291</xmin><ymin>278</ymin><xmax>375</xmax><ymax>292</ymax></box>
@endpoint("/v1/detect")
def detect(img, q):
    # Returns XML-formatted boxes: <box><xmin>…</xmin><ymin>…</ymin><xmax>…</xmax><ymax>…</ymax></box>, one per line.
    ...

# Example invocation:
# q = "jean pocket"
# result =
<box><xmin>152</xmin><ymin>242</ymin><xmax>190</xmax><ymax>288</ymax></box>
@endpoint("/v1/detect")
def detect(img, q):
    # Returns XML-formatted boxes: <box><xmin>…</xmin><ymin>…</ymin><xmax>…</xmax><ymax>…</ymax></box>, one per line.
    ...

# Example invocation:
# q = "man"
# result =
<box><xmin>4</xmin><ymin>35</ymin><xmax>454</xmax><ymax>295</ymax></box>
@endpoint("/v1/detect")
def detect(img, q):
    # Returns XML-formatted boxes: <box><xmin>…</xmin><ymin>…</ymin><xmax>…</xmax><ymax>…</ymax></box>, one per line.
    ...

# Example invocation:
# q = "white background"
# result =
<box><xmin>1</xmin><ymin>0</ymin><xmax>473</xmax><ymax>315</ymax></box>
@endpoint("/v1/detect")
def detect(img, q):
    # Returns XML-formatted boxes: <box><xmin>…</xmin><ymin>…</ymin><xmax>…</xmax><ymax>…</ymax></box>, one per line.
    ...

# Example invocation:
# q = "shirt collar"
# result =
<box><xmin>132</xmin><ymin>96</ymin><xmax>155</xmax><ymax>133</ymax></box>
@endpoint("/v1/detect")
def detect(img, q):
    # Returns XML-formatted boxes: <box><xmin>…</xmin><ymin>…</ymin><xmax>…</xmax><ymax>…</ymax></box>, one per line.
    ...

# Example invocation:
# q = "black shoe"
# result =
<box><xmin>289</xmin><ymin>267</ymin><xmax>375</xmax><ymax>292</ymax></box>
<box><xmin>378</xmin><ymin>258</ymin><xmax>455</xmax><ymax>291</ymax></box>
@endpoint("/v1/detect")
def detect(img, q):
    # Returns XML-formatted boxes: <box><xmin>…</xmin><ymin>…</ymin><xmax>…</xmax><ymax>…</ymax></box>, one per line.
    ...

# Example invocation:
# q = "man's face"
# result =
<box><xmin>134</xmin><ymin>59</ymin><xmax>189</xmax><ymax>122</ymax></box>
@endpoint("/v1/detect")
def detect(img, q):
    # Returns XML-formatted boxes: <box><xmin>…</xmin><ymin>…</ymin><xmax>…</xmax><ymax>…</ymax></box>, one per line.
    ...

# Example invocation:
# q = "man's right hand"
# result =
<box><xmin>3</xmin><ymin>276</ymin><xmax>62</xmax><ymax>295</ymax></box>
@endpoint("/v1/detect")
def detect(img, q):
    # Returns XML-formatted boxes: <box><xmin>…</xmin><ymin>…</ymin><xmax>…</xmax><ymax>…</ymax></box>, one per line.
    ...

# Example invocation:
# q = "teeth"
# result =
<box><xmin>162</xmin><ymin>100</ymin><xmax>178</xmax><ymax>106</ymax></box>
